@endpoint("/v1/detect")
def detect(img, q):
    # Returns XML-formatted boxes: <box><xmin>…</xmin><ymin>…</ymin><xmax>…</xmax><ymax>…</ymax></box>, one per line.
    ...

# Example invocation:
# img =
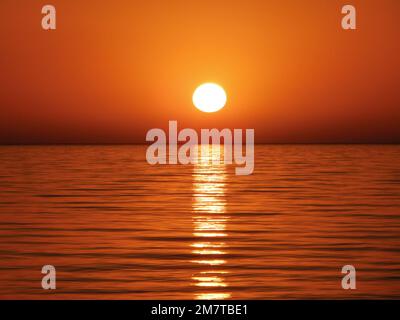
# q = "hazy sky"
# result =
<box><xmin>0</xmin><ymin>0</ymin><xmax>399</xmax><ymax>143</ymax></box>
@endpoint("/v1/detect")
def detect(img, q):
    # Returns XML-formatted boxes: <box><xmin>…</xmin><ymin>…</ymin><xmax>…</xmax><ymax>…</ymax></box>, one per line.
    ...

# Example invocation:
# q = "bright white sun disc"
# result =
<box><xmin>193</xmin><ymin>83</ymin><xmax>227</xmax><ymax>113</ymax></box>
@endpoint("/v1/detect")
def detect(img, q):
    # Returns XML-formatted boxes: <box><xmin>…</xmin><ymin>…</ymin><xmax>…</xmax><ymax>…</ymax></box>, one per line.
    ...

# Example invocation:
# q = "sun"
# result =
<box><xmin>193</xmin><ymin>83</ymin><xmax>227</xmax><ymax>113</ymax></box>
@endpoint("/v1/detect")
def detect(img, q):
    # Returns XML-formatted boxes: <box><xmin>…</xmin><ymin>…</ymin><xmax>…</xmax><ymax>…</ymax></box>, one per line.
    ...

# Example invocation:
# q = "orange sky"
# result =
<box><xmin>0</xmin><ymin>0</ymin><xmax>399</xmax><ymax>143</ymax></box>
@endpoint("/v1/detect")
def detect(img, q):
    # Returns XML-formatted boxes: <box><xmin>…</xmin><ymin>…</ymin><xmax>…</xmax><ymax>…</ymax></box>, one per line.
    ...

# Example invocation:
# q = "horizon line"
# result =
<box><xmin>1</xmin><ymin>143</ymin><xmax>399</xmax><ymax>146</ymax></box>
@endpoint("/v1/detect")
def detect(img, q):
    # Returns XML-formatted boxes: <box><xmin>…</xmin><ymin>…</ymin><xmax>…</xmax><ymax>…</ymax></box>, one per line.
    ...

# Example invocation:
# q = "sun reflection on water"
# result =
<box><xmin>191</xmin><ymin>145</ymin><xmax>231</xmax><ymax>300</ymax></box>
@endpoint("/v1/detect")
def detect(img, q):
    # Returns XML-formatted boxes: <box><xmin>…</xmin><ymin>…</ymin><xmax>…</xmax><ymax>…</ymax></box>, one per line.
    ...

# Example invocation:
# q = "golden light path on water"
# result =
<box><xmin>191</xmin><ymin>146</ymin><xmax>231</xmax><ymax>300</ymax></box>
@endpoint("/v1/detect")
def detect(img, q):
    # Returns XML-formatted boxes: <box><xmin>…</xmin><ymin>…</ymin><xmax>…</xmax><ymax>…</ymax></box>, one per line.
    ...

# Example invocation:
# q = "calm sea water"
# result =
<box><xmin>0</xmin><ymin>145</ymin><xmax>399</xmax><ymax>299</ymax></box>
